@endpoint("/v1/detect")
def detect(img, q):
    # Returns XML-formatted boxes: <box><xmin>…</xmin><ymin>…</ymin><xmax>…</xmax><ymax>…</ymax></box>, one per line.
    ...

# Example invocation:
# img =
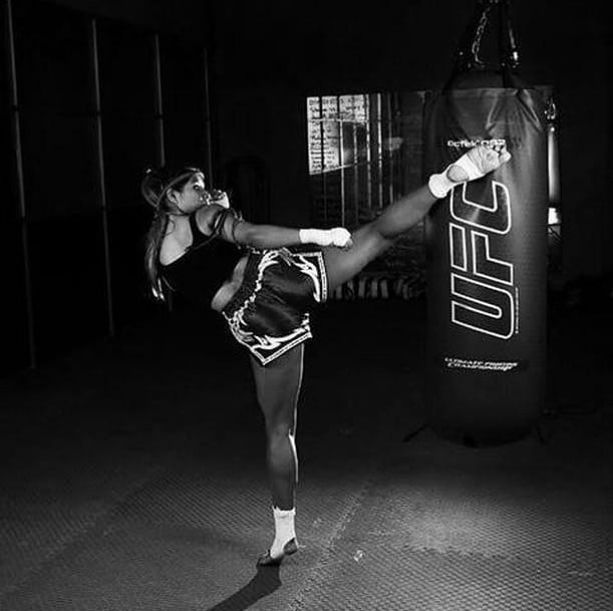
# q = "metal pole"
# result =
<box><xmin>337</xmin><ymin>97</ymin><xmax>345</xmax><ymax>227</ymax></box>
<box><xmin>91</xmin><ymin>19</ymin><xmax>115</xmax><ymax>337</ymax></box>
<box><xmin>152</xmin><ymin>33</ymin><xmax>174</xmax><ymax>312</ymax></box>
<box><xmin>153</xmin><ymin>33</ymin><xmax>166</xmax><ymax>168</ymax></box>
<box><xmin>387</xmin><ymin>93</ymin><xmax>394</xmax><ymax>205</ymax></box>
<box><xmin>352</xmin><ymin>97</ymin><xmax>359</xmax><ymax>225</ymax></box>
<box><xmin>365</xmin><ymin>94</ymin><xmax>372</xmax><ymax>215</ymax></box>
<box><xmin>376</xmin><ymin>93</ymin><xmax>383</xmax><ymax>210</ymax></box>
<box><xmin>203</xmin><ymin>47</ymin><xmax>213</xmax><ymax>182</ymax></box>
<box><xmin>319</xmin><ymin>97</ymin><xmax>327</xmax><ymax>225</ymax></box>
<box><xmin>7</xmin><ymin>0</ymin><xmax>36</xmax><ymax>368</ymax></box>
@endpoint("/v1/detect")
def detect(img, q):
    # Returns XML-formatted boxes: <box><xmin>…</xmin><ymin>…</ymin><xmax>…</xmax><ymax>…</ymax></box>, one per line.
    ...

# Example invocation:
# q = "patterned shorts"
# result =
<box><xmin>222</xmin><ymin>247</ymin><xmax>328</xmax><ymax>365</ymax></box>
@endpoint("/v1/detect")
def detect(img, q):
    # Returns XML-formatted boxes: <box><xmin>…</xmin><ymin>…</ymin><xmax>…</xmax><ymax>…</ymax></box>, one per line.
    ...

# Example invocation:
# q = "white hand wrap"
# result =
<box><xmin>209</xmin><ymin>189</ymin><xmax>230</xmax><ymax>208</ymax></box>
<box><xmin>299</xmin><ymin>227</ymin><xmax>352</xmax><ymax>248</ymax></box>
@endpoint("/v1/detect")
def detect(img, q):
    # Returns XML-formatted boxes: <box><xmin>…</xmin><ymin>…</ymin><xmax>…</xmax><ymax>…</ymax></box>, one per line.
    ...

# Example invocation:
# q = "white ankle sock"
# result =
<box><xmin>270</xmin><ymin>506</ymin><xmax>296</xmax><ymax>558</ymax></box>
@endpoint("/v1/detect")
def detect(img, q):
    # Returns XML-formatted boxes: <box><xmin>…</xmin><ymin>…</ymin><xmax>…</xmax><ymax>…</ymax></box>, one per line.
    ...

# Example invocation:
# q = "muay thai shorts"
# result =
<box><xmin>222</xmin><ymin>246</ymin><xmax>328</xmax><ymax>365</ymax></box>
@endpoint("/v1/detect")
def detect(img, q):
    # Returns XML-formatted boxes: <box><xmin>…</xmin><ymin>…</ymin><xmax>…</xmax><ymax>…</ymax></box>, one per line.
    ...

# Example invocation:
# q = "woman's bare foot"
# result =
<box><xmin>447</xmin><ymin>142</ymin><xmax>512</xmax><ymax>183</ymax></box>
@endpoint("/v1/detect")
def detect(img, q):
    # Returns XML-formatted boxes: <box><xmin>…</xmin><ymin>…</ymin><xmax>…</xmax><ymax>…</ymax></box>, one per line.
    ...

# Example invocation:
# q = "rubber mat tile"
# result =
<box><xmin>287</xmin><ymin>427</ymin><xmax>612</xmax><ymax>610</ymax></box>
<box><xmin>1</xmin><ymin>462</ymin><xmax>275</xmax><ymax>611</ymax></box>
<box><xmin>291</xmin><ymin>545</ymin><xmax>612</xmax><ymax>611</ymax></box>
<box><xmin>337</xmin><ymin>450</ymin><xmax>612</xmax><ymax>565</ymax></box>
<box><xmin>0</xmin><ymin>447</ymin><xmax>167</xmax><ymax>598</ymax></box>
<box><xmin>104</xmin><ymin>451</ymin><xmax>384</xmax><ymax>601</ymax></box>
<box><xmin>0</xmin><ymin>472</ymin><xmax>357</xmax><ymax>611</ymax></box>
<box><xmin>1</xmin><ymin>524</ymin><xmax>252</xmax><ymax>611</ymax></box>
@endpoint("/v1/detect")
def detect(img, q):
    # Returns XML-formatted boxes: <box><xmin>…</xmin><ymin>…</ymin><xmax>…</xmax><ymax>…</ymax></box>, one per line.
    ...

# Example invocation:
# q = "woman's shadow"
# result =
<box><xmin>206</xmin><ymin>565</ymin><xmax>282</xmax><ymax>610</ymax></box>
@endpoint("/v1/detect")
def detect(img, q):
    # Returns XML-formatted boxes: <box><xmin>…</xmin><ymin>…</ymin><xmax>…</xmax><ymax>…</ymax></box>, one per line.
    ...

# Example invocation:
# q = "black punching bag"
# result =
<box><xmin>423</xmin><ymin>0</ymin><xmax>548</xmax><ymax>445</ymax></box>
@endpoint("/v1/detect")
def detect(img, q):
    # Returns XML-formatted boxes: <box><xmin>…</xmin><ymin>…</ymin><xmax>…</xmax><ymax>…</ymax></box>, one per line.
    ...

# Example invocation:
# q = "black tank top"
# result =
<box><xmin>160</xmin><ymin>209</ymin><xmax>244</xmax><ymax>307</ymax></box>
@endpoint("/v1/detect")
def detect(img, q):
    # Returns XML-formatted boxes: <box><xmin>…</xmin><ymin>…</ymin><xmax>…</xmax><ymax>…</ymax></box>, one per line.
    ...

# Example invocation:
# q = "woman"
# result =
<box><xmin>141</xmin><ymin>143</ymin><xmax>510</xmax><ymax>567</ymax></box>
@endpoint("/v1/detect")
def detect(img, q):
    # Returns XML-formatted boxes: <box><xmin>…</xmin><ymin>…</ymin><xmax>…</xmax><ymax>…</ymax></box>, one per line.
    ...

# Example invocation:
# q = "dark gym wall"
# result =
<box><xmin>3</xmin><ymin>0</ymin><xmax>212</xmax><ymax>374</ymax></box>
<box><xmin>43</xmin><ymin>0</ymin><xmax>211</xmax><ymax>42</ymax></box>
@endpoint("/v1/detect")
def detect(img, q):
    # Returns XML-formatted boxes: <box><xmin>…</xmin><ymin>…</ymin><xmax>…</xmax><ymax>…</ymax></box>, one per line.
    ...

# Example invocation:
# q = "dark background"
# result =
<box><xmin>2</xmin><ymin>0</ymin><xmax>611</xmax><ymax>374</ymax></box>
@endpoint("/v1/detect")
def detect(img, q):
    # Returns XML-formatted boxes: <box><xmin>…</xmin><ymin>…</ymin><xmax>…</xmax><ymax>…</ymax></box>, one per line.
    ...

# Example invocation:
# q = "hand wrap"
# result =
<box><xmin>299</xmin><ymin>227</ymin><xmax>352</xmax><ymax>248</ymax></box>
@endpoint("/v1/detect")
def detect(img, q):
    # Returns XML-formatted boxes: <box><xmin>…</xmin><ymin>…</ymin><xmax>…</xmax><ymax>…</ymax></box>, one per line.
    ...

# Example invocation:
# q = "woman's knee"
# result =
<box><xmin>265</xmin><ymin>420</ymin><xmax>293</xmax><ymax>443</ymax></box>
<box><xmin>351</xmin><ymin>223</ymin><xmax>392</xmax><ymax>256</ymax></box>
<box><xmin>368</xmin><ymin>219</ymin><xmax>397</xmax><ymax>246</ymax></box>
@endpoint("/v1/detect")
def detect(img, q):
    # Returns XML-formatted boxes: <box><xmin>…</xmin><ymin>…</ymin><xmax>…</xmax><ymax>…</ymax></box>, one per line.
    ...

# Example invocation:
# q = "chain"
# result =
<box><xmin>470</xmin><ymin>7</ymin><xmax>490</xmax><ymax>66</ymax></box>
<box><xmin>545</xmin><ymin>97</ymin><xmax>557</xmax><ymax>122</ymax></box>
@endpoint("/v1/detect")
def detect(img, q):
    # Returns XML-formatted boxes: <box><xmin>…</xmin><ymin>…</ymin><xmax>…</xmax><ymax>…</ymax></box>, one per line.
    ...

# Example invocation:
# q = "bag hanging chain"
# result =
<box><xmin>460</xmin><ymin>0</ymin><xmax>519</xmax><ymax>72</ymax></box>
<box><xmin>469</xmin><ymin>6</ymin><xmax>491</xmax><ymax>68</ymax></box>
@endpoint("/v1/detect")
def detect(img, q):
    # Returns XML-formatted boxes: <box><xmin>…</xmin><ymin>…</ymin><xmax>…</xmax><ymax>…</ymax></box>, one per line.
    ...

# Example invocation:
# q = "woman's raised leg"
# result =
<box><xmin>323</xmin><ymin>143</ymin><xmax>511</xmax><ymax>291</ymax></box>
<box><xmin>250</xmin><ymin>344</ymin><xmax>304</xmax><ymax>565</ymax></box>
<box><xmin>323</xmin><ymin>185</ymin><xmax>436</xmax><ymax>291</ymax></box>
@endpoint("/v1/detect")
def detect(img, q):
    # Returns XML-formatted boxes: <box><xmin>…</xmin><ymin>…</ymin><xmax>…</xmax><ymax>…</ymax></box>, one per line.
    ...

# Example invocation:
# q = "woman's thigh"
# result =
<box><xmin>322</xmin><ymin>223</ymin><xmax>392</xmax><ymax>292</ymax></box>
<box><xmin>250</xmin><ymin>344</ymin><xmax>304</xmax><ymax>430</ymax></box>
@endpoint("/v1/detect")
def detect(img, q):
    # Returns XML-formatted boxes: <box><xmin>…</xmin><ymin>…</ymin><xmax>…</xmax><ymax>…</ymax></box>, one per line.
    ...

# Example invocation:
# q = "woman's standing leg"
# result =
<box><xmin>250</xmin><ymin>344</ymin><xmax>304</xmax><ymax>565</ymax></box>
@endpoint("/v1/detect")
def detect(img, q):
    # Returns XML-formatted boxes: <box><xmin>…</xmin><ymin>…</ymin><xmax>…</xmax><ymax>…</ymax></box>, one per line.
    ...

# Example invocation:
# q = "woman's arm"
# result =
<box><xmin>232</xmin><ymin>218</ymin><xmax>352</xmax><ymax>250</ymax></box>
<box><xmin>232</xmin><ymin>220</ymin><xmax>301</xmax><ymax>250</ymax></box>
<box><xmin>198</xmin><ymin>201</ymin><xmax>352</xmax><ymax>250</ymax></box>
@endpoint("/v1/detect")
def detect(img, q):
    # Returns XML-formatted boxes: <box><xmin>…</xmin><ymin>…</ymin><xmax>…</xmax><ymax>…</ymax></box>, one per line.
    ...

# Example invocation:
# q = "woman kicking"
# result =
<box><xmin>141</xmin><ymin>143</ymin><xmax>510</xmax><ymax>566</ymax></box>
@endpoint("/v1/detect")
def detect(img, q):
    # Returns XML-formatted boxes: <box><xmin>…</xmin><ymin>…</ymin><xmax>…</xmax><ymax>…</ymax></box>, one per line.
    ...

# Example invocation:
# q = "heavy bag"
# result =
<box><xmin>423</xmin><ymin>0</ymin><xmax>549</xmax><ymax>445</ymax></box>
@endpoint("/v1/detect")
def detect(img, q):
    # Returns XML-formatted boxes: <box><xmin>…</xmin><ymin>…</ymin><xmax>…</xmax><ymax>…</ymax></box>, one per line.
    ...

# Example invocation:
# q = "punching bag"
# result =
<box><xmin>423</xmin><ymin>0</ymin><xmax>548</xmax><ymax>445</ymax></box>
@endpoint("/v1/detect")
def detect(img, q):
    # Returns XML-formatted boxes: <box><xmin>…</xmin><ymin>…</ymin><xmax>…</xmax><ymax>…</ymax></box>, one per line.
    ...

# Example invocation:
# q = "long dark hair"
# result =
<box><xmin>141</xmin><ymin>165</ymin><xmax>201</xmax><ymax>301</ymax></box>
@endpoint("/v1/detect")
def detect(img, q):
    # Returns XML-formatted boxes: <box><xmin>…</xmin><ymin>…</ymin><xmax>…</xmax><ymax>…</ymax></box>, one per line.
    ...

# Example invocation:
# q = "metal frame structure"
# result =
<box><xmin>307</xmin><ymin>92</ymin><xmax>408</xmax><ymax>230</ymax></box>
<box><xmin>4</xmin><ymin>0</ymin><xmax>213</xmax><ymax>369</ymax></box>
<box><xmin>6</xmin><ymin>0</ymin><xmax>36</xmax><ymax>368</ymax></box>
<box><xmin>91</xmin><ymin>18</ymin><xmax>115</xmax><ymax>337</ymax></box>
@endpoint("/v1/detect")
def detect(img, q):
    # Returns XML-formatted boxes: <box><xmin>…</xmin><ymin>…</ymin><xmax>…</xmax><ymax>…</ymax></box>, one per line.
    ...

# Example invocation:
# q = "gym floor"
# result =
<box><xmin>1</xmin><ymin>296</ymin><xmax>611</xmax><ymax>610</ymax></box>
